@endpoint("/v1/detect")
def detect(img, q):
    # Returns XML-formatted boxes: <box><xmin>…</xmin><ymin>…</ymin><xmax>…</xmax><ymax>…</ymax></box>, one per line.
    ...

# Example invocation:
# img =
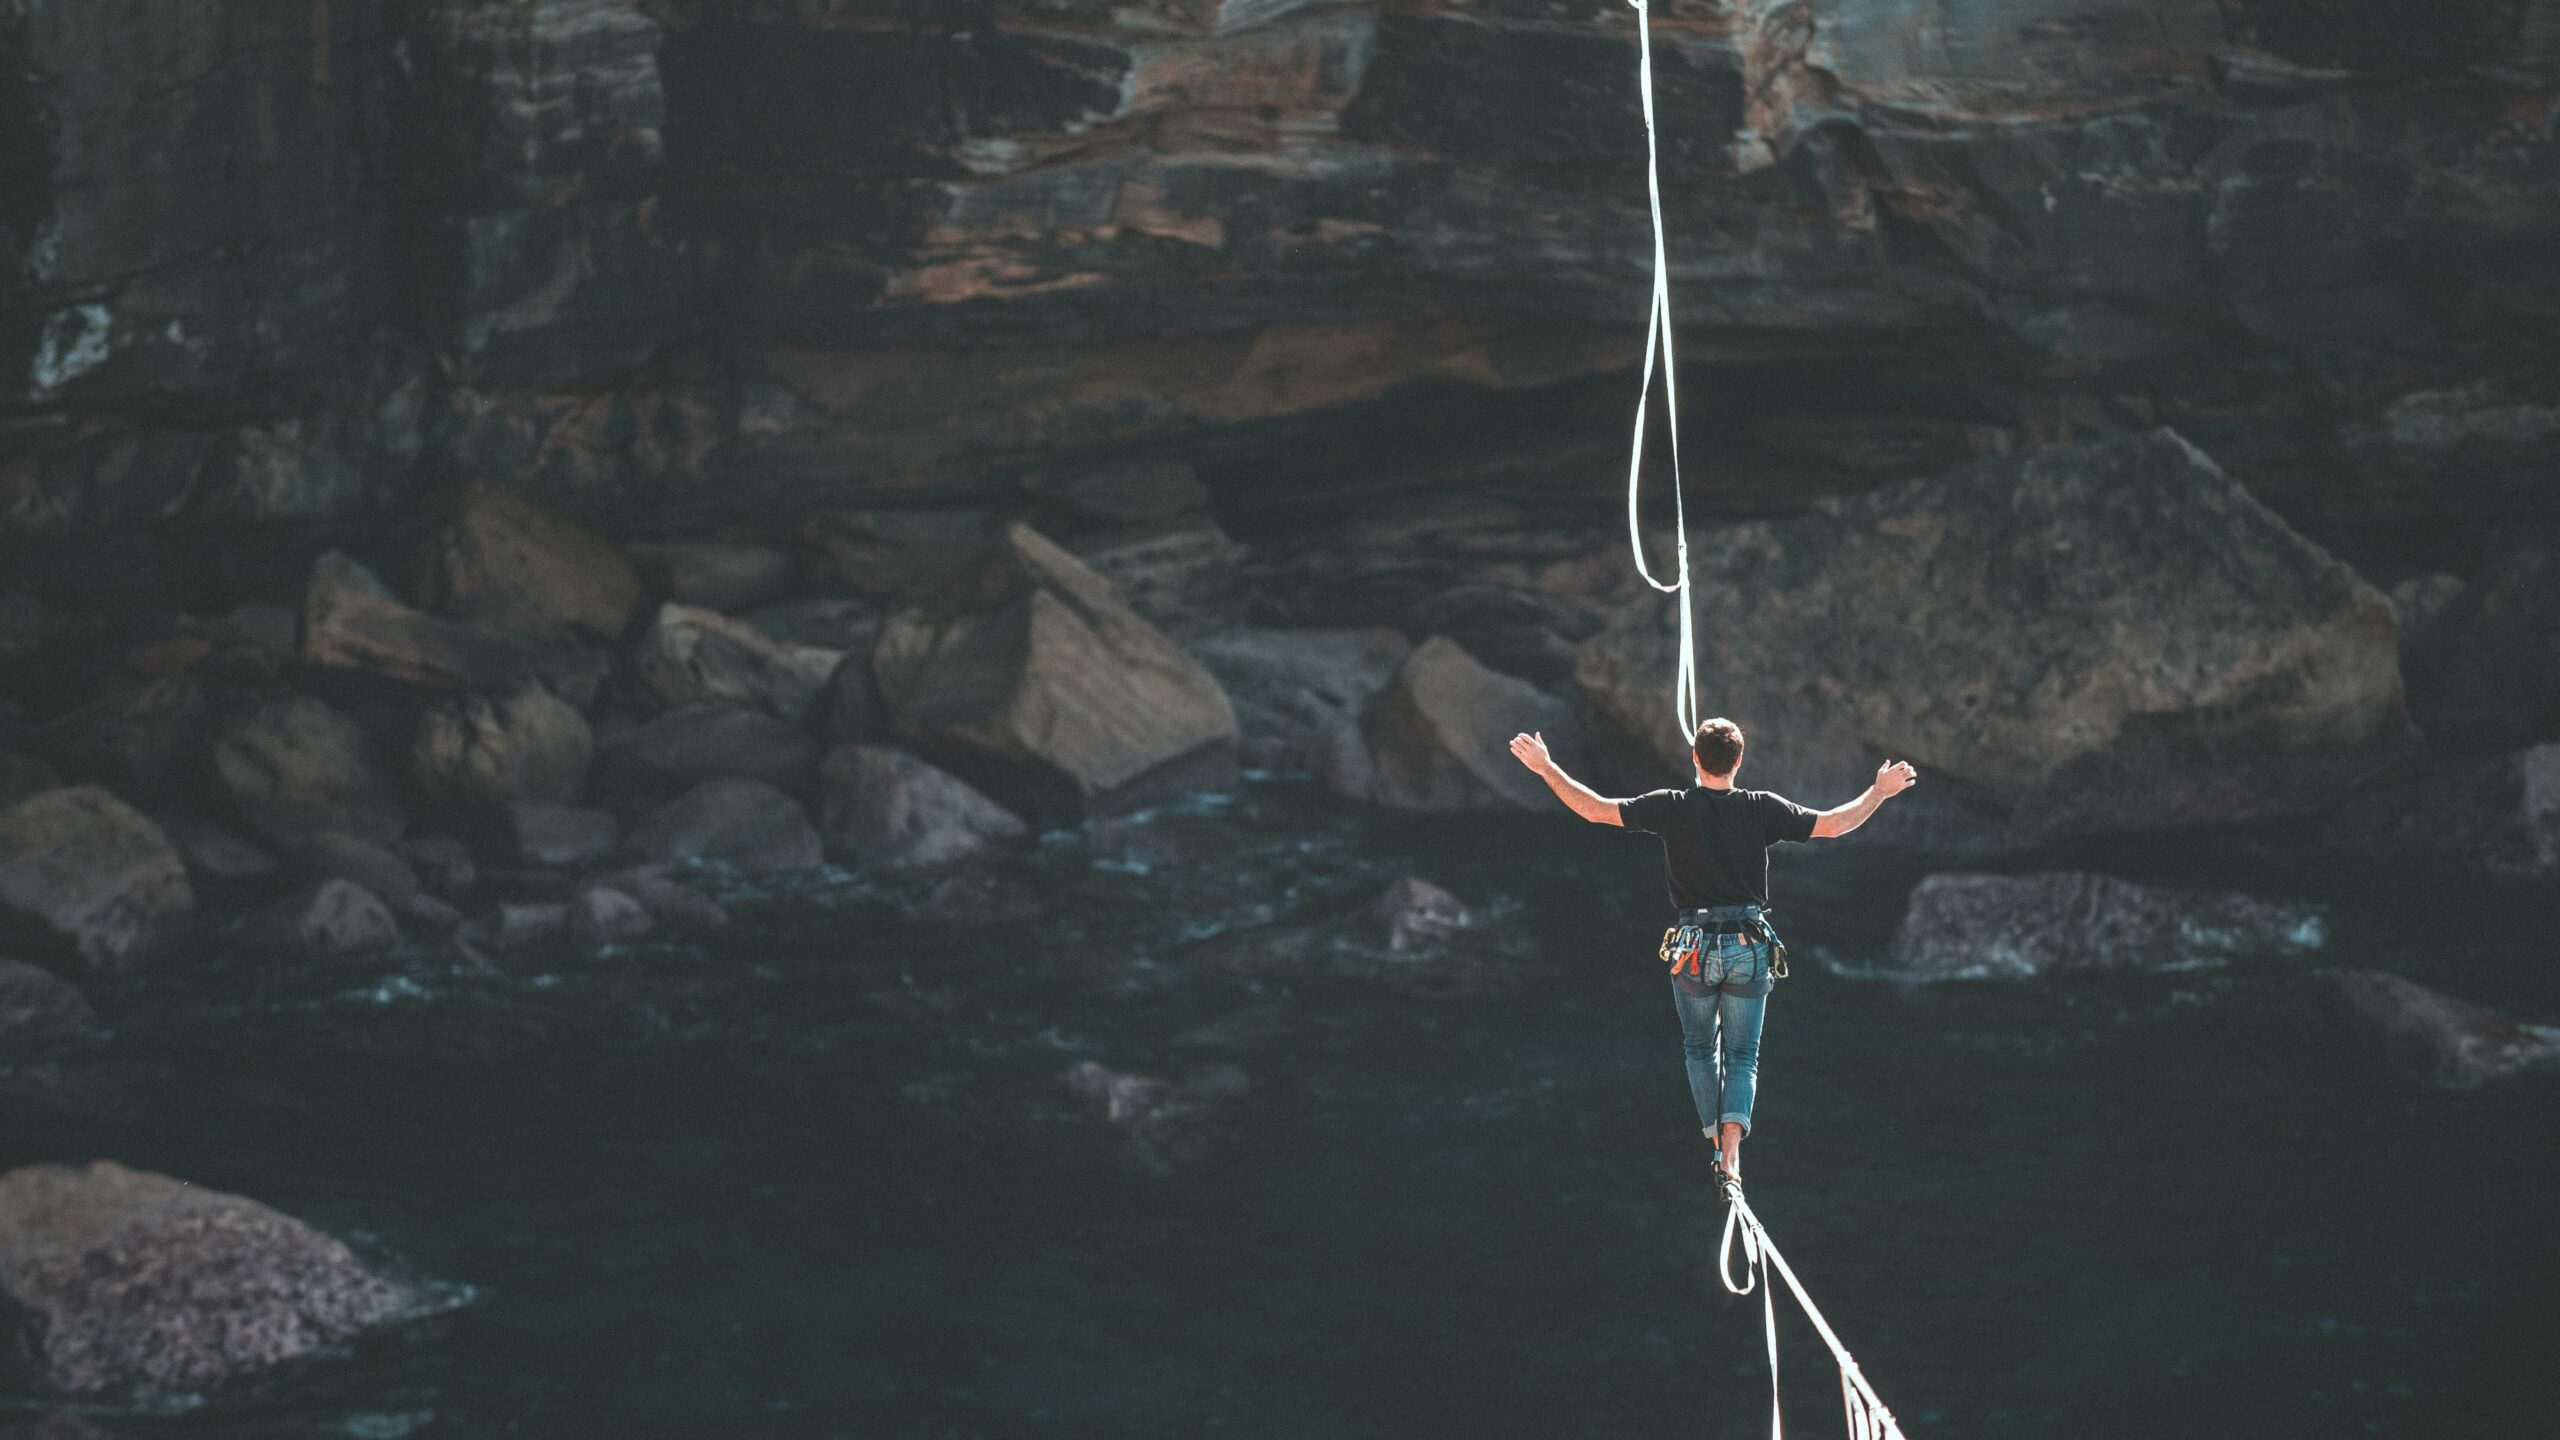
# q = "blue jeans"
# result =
<box><xmin>1669</xmin><ymin>917</ymin><xmax>1775</xmax><ymax>1135</ymax></box>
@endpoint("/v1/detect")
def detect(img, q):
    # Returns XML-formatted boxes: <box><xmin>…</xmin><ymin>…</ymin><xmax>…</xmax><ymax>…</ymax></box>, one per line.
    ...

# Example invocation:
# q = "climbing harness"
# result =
<box><xmin>1623</xmin><ymin>0</ymin><xmax>1702</xmax><ymax>746</ymax></box>
<box><xmin>1620</xmin><ymin>7</ymin><xmax>1913</xmax><ymax>1437</ymax></box>
<box><xmin>1658</xmin><ymin>909</ymin><xmax>1789</xmax><ymax>981</ymax></box>
<box><xmin>1719</xmin><ymin>1174</ymin><xmax>1911</xmax><ymax>1440</ymax></box>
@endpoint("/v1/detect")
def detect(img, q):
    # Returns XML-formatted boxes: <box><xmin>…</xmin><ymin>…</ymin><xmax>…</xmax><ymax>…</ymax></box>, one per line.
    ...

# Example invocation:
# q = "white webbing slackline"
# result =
<box><xmin>1624</xmin><ymin>0</ymin><xmax>1701</xmax><ymax>744</ymax></box>
<box><xmin>1718</xmin><ymin>1178</ymin><xmax>1911</xmax><ymax>1440</ymax></box>
<box><xmin>1625</xmin><ymin>5</ymin><xmax>1910</xmax><ymax>1437</ymax></box>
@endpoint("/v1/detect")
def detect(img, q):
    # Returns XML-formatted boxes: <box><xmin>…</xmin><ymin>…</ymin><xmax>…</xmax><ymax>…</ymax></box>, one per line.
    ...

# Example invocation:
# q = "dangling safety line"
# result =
<box><xmin>1624</xmin><ymin>0</ymin><xmax>1701</xmax><ymax>744</ymax></box>
<box><xmin>1718</xmin><ymin>1177</ymin><xmax>1911</xmax><ymax>1440</ymax></box>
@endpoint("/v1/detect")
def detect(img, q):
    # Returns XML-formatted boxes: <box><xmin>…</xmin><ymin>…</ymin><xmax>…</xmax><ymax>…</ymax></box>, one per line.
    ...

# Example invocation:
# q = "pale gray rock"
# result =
<box><xmin>817</xmin><ymin>744</ymin><xmax>1025</xmax><ymax>869</ymax></box>
<box><xmin>624</xmin><ymin>780</ymin><xmax>823</xmax><ymax>875</ymax></box>
<box><xmin>1188</xmin><ymin>627</ymin><xmax>1412</xmax><ymax>773</ymax></box>
<box><xmin>0</xmin><ymin>788</ymin><xmax>195</xmax><ymax>978</ymax></box>
<box><xmin>0</xmin><ymin>1161</ymin><xmax>415</xmax><ymax>1393</ymax></box>
<box><xmin>1335</xmin><ymin>636</ymin><xmax>1581</xmax><ymax>811</ymax></box>
<box><xmin>1578</xmin><ymin>431</ymin><xmax>2418</xmax><ymax>837</ymax></box>
<box><xmin>1889</xmin><ymin>872</ymin><xmax>2326</xmax><ymax>979</ymax></box>
<box><xmin>2324</xmin><ymin>971</ymin><xmax>2560</xmax><ymax>1088</ymax></box>
<box><xmin>627</xmin><ymin>603</ymin><xmax>844</xmax><ymax>721</ymax></box>
<box><xmin>246</xmin><ymin>880</ymin><xmax>399</xmax><ymax>959</ymax></box>
<box><xmin>213</xmin><ymin>697</ymin><xmax>406</xmax><ymax>846</ymax></box>
<box><xmin>874</xmin><ymin>525</ymin><xmax>1238</xmax><ymax>822</ymax></box>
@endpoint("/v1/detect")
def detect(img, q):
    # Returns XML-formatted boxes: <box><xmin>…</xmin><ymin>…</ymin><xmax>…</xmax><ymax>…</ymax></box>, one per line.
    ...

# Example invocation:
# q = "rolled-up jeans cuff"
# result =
<box><xmin>1719</xmin><ymin>1113</ymin><xmax>1753</xmax><ymax>1135</ymax></box>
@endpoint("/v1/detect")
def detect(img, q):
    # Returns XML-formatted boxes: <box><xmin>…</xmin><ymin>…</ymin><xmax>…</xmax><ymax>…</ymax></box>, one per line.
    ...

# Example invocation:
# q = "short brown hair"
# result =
<box><xmin>1692</xmin><ymin>718</ymin><xmax>1745</xmax><ymax>777</ymax></box>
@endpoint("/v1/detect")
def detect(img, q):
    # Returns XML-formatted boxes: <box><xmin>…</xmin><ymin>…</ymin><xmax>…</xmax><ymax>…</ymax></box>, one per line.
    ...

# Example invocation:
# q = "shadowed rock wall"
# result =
<box><xmin>0</xmin><ymin>0</ymin><xmax>2553</xmax><ymax>566</ymax></box>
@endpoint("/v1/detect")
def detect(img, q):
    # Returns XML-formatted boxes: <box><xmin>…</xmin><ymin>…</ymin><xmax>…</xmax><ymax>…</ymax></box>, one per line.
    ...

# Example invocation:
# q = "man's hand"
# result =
<box><xmin>1508</xmin><ymin>731</ymin><xmax>1555</xmax><ymax>775</ymax></box>
<box><xmin>1875</xmin><ymin>760</ymin><xmax>1918</xmax><ymax>799</ymax></box>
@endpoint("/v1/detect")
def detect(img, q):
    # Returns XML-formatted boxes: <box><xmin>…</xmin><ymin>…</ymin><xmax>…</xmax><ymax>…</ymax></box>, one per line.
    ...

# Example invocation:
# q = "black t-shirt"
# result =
<box><xmin>1618</xmin><ymin>786</ymin><xmax>1820</xmax><ymax>911</ymax></box>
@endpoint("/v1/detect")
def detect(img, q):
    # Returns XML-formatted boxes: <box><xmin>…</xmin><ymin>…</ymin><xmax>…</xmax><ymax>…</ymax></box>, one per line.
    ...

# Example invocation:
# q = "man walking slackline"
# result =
<box><xmin>1509</xmin><ymin>721</ymin><xmax>1916</xmax><ymax>1181</ymax></box>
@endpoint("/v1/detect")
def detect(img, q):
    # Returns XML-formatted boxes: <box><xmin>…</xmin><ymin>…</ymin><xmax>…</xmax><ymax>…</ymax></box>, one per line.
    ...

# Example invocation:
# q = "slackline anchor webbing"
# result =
<box><xmin>1624</xmin><ymin>0</ymin><xmax>1701</xmax><ymax>745</ymax></box>
<box><xmin>1718</xmin><ymin>1176</ymin><xmax>1911</xmax><ymax>1440</ymax></box>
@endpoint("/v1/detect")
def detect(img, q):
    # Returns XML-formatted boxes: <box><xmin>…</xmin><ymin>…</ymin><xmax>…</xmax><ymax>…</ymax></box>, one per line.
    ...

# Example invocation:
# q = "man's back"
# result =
<box><xmin>1618</xmin><ymin>786</ymin><xmax>1819</xmax><ymax>911</ymax></box>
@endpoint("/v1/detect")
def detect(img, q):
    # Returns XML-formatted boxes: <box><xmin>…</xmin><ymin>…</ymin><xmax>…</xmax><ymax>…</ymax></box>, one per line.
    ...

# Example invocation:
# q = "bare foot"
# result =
<box><xmin>1718</xmin><ymin>1122</ymin><xmax>1744</xmax><ymax>1183</ymax></box>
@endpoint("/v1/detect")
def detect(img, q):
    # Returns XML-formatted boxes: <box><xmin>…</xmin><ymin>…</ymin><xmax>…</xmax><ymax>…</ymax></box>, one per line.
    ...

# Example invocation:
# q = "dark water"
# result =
<box><xmin>2</xmin><ymin>781</ymin><xmax>2554</xmax><ymax>1438</ymax></box>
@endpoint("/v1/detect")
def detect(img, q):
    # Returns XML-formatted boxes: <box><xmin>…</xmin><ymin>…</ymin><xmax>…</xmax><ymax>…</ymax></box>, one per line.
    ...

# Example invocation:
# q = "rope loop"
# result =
<box><xmin>1623</xmin><ymin>0</ymin><xmax>1701</xmax><ymax>744</ymax></box>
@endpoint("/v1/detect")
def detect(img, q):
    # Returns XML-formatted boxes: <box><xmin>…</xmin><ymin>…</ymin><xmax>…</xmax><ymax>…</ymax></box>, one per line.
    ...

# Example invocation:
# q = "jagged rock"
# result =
<box><xmin>1061</xmin><ymin>1060</ymin><xmax>1249</xmax><ymax>1174</ymax></box>
<box><xmin>627</xmin><ymin>603</ymin><xmax>844</xmax><ymax>721</ymax></box>
<box><xmin>29</xmin><ymin>674</ymin><xmax>209</xmax><ymax>798</ymax></box>
<box><xmin>501</xmin><ymin>801</ymin><xmax>620</xmax><ymax>867</ymax></box>
<box><xmin>301</xmin><ymin>551</ymin><xmax>549</xmax><ymax>693</ymax></box>
<box><xmin>490</xmin><ymin>901</ymin><xmax>569</xmax><ymax>951</ymax></box>
<box><xmin>204</xmin><ymin>602</ymin><xmax>300</xmax><ymax>683</ymax></box>
<box><xmin>796</xmin><ymin>509</ymin><xmax>1000</xmax><ymax>596</ymax></box>
<box><xmin>410</xmin><ymin>684</ymin><xmax>593</xmax><ymax>832</ymax></box>
<box><xmin>591</xmin><ymin>703</ymin><xmax>824</xmax><ymax>812</ymax></box>
<box><xmin>824</xmin><ymin>650</ymin><xmax>887</xmax><ymax>746</ymax></box>
<box><xmin>2397</xmin><ymin>543</ymin><xmax>2560</xmax><ymax>753</ymax></box>
<box><xmin>624</xmin><ymin>780</ymin><xmax>823</xmax><ymax>875</ymax></box>
<box><xmin>287</xmin><ymin>832</ymin><xmax>461</xmax><ymax>931</ymax></box>
<box><xmin>1409</xmin><ymin>584</ymin><xmax>1605</xmax><ymax>693</ymax></box>
<box><xmin>0</xmin><ymin>788</ymin><xmax>194</xmax><ymax>979</ymax></box>
<box><xmin>398</xmin><ymin>835</ymin><xmax>479</xmax><ymax>898</ymax></box>
<box><xmin>154</xmin><ymin>815</ymin><xmax>280</xmax><ymax>892</ymax></box>
<box><xmin>0</xmin><ymin>755</ymin><xmax>61</xmax><ymax>810</ymax></box>
<box><xmin>245</xmin><ymin>880</ymin><xmax>399</xmax><ymax>959</ymax></box>
<box><xmin>213</xmin><ymin>697</ymin><xmax>406</xmax><ymax>846</ymax></box>
<box><xmin>0</xmin><ymin>1161</ymin><xmax>415</xmax><ymax>1393</ymax></box>
<box><xmin>1579</xmin><ymin>432</ymin><xmax>2419</xmax><ymax>836</ymax></box>
<box><xmin>627</xmin><ymin>540</ymin><xmax>796</xmax><ymax>613</ymax></box>
<box><xmin>1333</xmin><ymin>635</ymin><xmax>1581</xmax><ymax>811</ymax></box>
<box><xmin>570</xmin><ymin>886</ymin><xmax>652</xmax><ymax>952</ymax></box>
<box><xmin>1020</xmin><ymin>459</ymin><xmax>1207</xmax><ymax>531</ymax></box>
<box><xmin>414</xmin><ymin>485</ymin><xmax>644</xmax><ymax>642</ymax></box>
<box><xmin>2323</xmin><ymin>971</ymin><xmax>2560</xmax><ymax>1088</ymax></box>
<box><xmin>2526</xmin><ymin>743</ymin><xmax>2560</xmax><ymax>868</ymax></box>
<box><xmin>0</xmin><ymin>961</ymin><xmax>95</xmax><ymax>1033</ymax></box>
<box><xmin>738</xmin><ymin>598</ymin><xmax>884</xmax><ymax>651</ymax></box>
<box><xmin>874</xmin><ymin>525</ymin><xmax>1238</xmax><ymax>822</ymax></box>
<box><xmin>1372</xmin><ymin>876</ymin><xmax>1469</xmax><ymax>952</ymax></box>
<box><xmin>1889</xmin><ymin>872</ymin><xmax>2326</xmax><ymax>979</ymax></box>
<box><xmin>599</xmin><ymin>868</ymin><xmax>729</xmax><ymax>929</ymax></box>
<box><xmin>816</xmin><ymin>744</ymin><xmax>1026</xmax><ymax>869</ymax></box>
<box><xmin>1188</xmin><ymin>627</ymin><xmax>1412</xmax><ymax>773</ymax></box>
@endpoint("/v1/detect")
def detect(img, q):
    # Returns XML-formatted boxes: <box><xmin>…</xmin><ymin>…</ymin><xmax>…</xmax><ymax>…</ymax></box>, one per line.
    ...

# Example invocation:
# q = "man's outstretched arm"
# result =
<box><xmin>1507</xmin><ymin>732</ymin><xmax>1624</xmax><ymax>826</ymax></box>
<box><xmin>1809</xmin><ymin>760</ymin><xmax>1919</xmax><ymax>838</ymax></box>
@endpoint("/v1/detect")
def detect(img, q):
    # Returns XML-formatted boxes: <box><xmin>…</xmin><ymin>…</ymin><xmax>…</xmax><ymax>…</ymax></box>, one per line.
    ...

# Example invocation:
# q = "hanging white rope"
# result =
<box><xmin>1624</xmin><ymin>0</ymin><xmax>1701</xmax><ymax>744</ymax></box>
<box><xmin>1718</xmin><ymin>1178</ymin><xmax>1911</xmax><ymax>1440</ymax></box>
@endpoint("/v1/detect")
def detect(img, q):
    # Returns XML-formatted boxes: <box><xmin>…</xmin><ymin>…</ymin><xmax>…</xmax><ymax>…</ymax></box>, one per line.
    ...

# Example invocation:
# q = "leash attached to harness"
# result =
<box><xmin>1659</xmin><ymin>910</ymin><xmax>1789</xmax><ymax>980</ymax></box>
<box><xmin>1719</xmin><ymin>1176</ymin><xmax>1911</xmax><ymax>1440</ymax></box>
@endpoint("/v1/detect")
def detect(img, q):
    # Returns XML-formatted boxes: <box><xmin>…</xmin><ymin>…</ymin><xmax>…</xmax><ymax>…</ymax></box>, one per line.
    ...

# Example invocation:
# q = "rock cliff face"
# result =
<box><xmin>1</xmin><ymin>0</ymin><xmax>2552</xmax><ymax>561</ymax></box>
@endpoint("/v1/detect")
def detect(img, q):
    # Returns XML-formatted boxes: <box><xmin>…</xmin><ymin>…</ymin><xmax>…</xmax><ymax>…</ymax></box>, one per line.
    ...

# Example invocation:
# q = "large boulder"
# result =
<box><xmin>627</xmin><ymin>603</ymin><xmax>844</xmax><ymax>721</ymax></box>
<box><xmin>591</xmin><ymin>703</ymin><xmax>824</xmax><ymax>813</ymax></box>
<box><xmin>2323</xmin><ymin>971</ymin><xmax>2560</xmax><ymax>1088</ymax></box>
<box><xmin>817</xmin><ymin>744</ymin><xmax>1026</xmax><ymax>868</ymax></box>
<box><xmin>414</xmin><ymin>484</ymin><xmax>644</xmax><ymax>641</ymax></box>
<box><xmin>300</xmin><ymin>551</ymin><xmax>562</xmax><ymax>694</ymax></box>
<box><xmin>498</xmin><ymin>801</ymin><xmax>620</xmax><ymax>867</ymax></box>
<box><xmin>213</xmin><ymin>697</ymin><xmax>406</xmax><ymax>845</ymax></box>
<box><xmin>1329</xmin><ymin>635</ymin><xmax>1581</xmax><ymax>811</ymax></box>
<box><xmin>28</xmin><ymin>674</ymin><xmax>209</xmax><ymax>799</ymax></box>
<box><xmin>0</xmin><ymin>1161</ymin><xmax>415</xmax><ymax>1394</ymax></box>
<box><xmin>626</xmin><ymin>539</ymin><xmax>797</xmax><ymax>613</ymax></box>
<box><xmin>873</xmin><ymin>524</ymin><xmax>1239</xmax><ymax>822</ymax></box>
<box><xmin>1890</xmin><ymin>872</ymin><xmax>2326</xmax><ymax>979</ymax></box>
<box><xmin>1187</xmin><ymin>627</ymin><xmax>1412</xmax><ymax>773</ymax></box>
<box><xmin>796</xmin><ymin>508</ymin><xmax>999</xmax><ymax>596</ymax></box>
<box><xmin>624</xmin><ymin>780</ymin><xmax>823</xmax><ymax>875</ymax></box>
<box><xmin>410</xmin><ymin>685</ymin><xmax>593</xmax><ymax>832</ymax></box>
<box><xmin>0</xmin><ymin>960</ymin><xmax>94</xmax><ymax>1033</ymax></box>
<box><xmin>0</xmin><ymin>788</ymin><xmax>194</xmax><ymax>978</ymax></box>
<box><xmin>245</xmin><ymin>880</ymin><xmax>400</xmax><ymax>959</ymax></box>
<box><xmin>1577</xmin><ymin>431</ymin><xmax>2419</xmax><ymax>836</ymax></box>
<box><xmin>287</xmin><ymin>832</ymin><xmax>460</xmax><ymax>930</ymax></box>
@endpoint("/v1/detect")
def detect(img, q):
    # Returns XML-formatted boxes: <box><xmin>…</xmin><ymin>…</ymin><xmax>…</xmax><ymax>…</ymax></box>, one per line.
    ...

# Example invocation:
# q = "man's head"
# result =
<box><xmin>1692</xmin><ymin>718</ymin><xmax>1745</xmax><ymax>785</ymax></box>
